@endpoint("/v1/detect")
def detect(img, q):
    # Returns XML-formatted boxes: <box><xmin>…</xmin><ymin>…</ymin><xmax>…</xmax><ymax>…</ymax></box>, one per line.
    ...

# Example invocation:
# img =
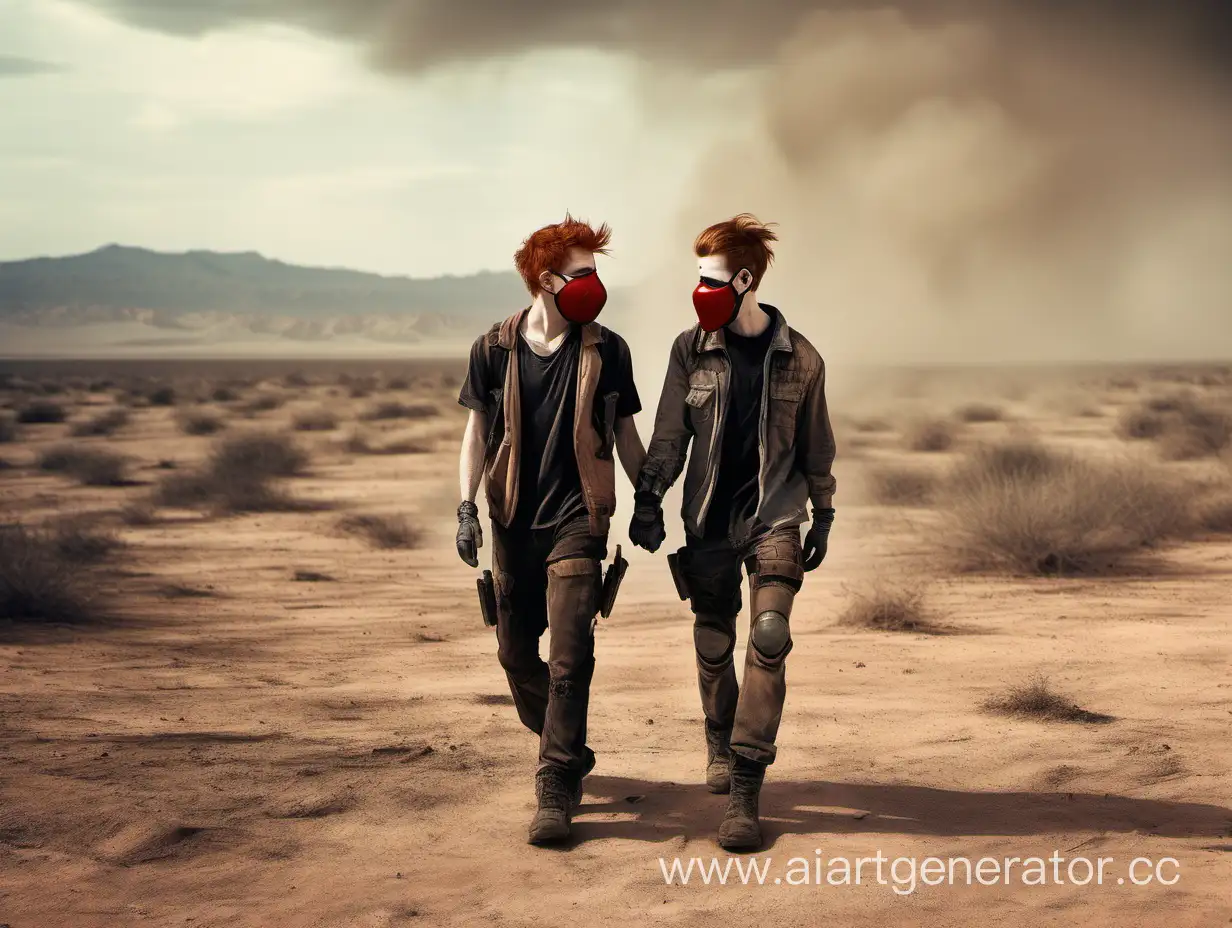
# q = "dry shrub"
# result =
<box><xmin>905</xmin><ymin>418</ymin><xmax>956</xmax><ymax>453</ymax></box>
<box><xmin>0</xmin><ymin>523</ymin><xmax>99</xmax><ymax>622</ymax></box>
<box><xmin>45</xmin><ymin>515</ymin><xmax>124</xmax><ymax>563</ymax></box>
<box><xmin>17</xmin><ymin>400</ymin><xmax>67</xmax><ymax>424</ymax></box>
<box><xmin>839</xmin><ymin>582</ymin><xmax>938</xmax><ymax>632</ymax></box>
<box><xmin>152</xmin><ymin>431</ymin><xmax>310</xmax><ymax>514</ymax></box>
<box><xmin>982</xmin><ymin>674</ymin><xmax>1113</xmax><ymax>724</ymax></box>
<box><xmin>70</xmin><ymin>408</ymin><xmax>130</xmax><ymax>437</ymax></box>
<box><xmin>337</xmin><ymin>513</ymin><xmax>421</xmax><ymax>549</ymax></box>
<box><xmin>0</xmin><ymin>414</ymin><xmax>17</xmax><ymax>443</ymax></box>
<box><xmin>850</xmin><ymin>416</ymin><xmax>892</xmax><ymax>434</ymax></box>
<box><xmin>211</xmin><ymin>385</ymin><xmax>241</xmax><ymax>403</ymax></box>
<box><xmin>153</xmin><ymin>469</ymin><xmax>296</xmax><ymax>513</ymax></box>
<box><xmin>866</xmin><ymin>464</ymin><xmax>937</xmax><ymax>506</ymax></box>
<box><xmin>211</xmin><ymin>431</ymin><xmax>308</xmax><ymax>479</ymax></box>
<box><xmin>147</xmin><ymin>385</ymin><xmax>177</xmax><ymax>407</ymax></box>
<box><xmin>119</xmin><ymin>500</ymin><xmax>158</xmax><ymax>526</ymax></box>
<box><xmin>955</xmin><ymin>403</ymin><xmax>1004</xmax><ymax>423</ymax></box>
<box><xmin>385</xmin><ymin>376</ymin><xmax>411</xmax><ymax>391</ymax></box>
<box><xmin>1195</xmin><ymin>494</ymin><xmax>1232</xmax><ymax>533</ymax></box>
<box><xmin>293</xmin><ymin>569</ymin><xmax>335</xmax><ymax>582</ymax></box>
<box><xmin>343</xmin><ymin>430</ymin><xmax>429</xmax><ymax>455</ymax></box>
<box><xmin>243</xmin><ymin>392</ymin><xmax>285</xmax><ymax>414</ymax></box>
<box><xmin>1119</xmin><ymin>393</ymin><xmax>1232</xmax><ymax>459</ymax></box>
<box><xmin>293</xmin><ymin>408</ymin><xmax>339</xmax><ymax>432</ymax></box>
<box><xmin>944</xmin><ymin>440</ymin><xmax>1190</xmax><ymax>575</ymax></box>
<box><xmin>361</xmin><ymin>400</ymin><xmax>438</xmax><ymax>422</ymax></box>
<box><xmin>283</xmin><ymin>371</ymin><xmax>311</xmax><ymax>388</ymax></box>
<box><xmin>37</xmin><ymin>445</ymin><xmax>129</xmax><ymax>487</ymax></box>
<box><xmin>179</xmin><ymin>410</ymin><xmax>227</xmax><ymax>436</ymax></box>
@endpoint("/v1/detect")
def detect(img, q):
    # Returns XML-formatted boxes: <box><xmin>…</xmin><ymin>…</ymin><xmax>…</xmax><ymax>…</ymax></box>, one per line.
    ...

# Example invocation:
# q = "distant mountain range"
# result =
<box><xmin>0</xmin><ymin>245</ymin><xmax>531</xmax><ymax>355</ymax></box>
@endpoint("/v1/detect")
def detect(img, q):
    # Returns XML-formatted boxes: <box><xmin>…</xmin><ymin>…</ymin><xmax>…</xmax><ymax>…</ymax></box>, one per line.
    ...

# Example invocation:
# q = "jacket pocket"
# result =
<box><xmin>768</xmin><ymin>378</ymin><xmax>802</xmax><ymax>432</ymax></box>
<box><xmin>685</xmin><ymin>370</ymin><xmax>717</xmax><ymax>420</ymax></box>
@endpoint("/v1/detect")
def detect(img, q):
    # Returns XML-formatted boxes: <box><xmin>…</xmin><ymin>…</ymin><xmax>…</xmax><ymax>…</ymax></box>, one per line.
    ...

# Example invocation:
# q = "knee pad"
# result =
<box><xmin>751</xmin><ymin>609</ymin><xmax>792</xmax><ymax>662</ymax></box>
<box><xmin>694</xmin><ymin>625</ymin><xmax>736</xmax><ymax>667</ymax></box>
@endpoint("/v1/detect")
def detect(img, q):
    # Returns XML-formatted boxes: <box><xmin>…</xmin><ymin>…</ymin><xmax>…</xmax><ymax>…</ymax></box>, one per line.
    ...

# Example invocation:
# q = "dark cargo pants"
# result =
<box><xmin>679</xmin><ymin>525</ymin><xmax>803</xmax><ymax>765</ymax></box>
<box><xmin>491</xmin><ymin>514</ymin><xmax>606</xmax><ymax>773</ymax></box>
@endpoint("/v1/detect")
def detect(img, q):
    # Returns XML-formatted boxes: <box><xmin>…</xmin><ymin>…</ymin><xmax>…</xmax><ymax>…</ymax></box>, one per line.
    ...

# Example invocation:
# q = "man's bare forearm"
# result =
<box><xmin>459</xmin><ymin>409</ymin><xmax>488</xmax><ymax>502</ymax></box>
<box><xmin>614</xmin><ymin>415</ymin><xmax>647</xmax><ymax>485</ymax></box>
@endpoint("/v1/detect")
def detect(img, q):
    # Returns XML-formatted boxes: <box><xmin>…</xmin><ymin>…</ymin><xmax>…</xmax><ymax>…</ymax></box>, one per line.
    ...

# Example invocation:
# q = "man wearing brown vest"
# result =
<box><xmin>455</xmin><ymin>216</ymin><xmax>646</xmax><ymax>845</ymax></box>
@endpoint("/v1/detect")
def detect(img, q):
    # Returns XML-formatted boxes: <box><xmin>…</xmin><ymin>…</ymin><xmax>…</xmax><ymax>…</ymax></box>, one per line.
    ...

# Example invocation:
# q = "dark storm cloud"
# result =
<box><xmin>75</xmin><ymin>0</ymin><xmax>1232</xmax><ymax>76</ymax></box>
<box><xmin>0</xmin><ymin>55</ymin><xmax>67</xmax><ymax>78</ymax></box>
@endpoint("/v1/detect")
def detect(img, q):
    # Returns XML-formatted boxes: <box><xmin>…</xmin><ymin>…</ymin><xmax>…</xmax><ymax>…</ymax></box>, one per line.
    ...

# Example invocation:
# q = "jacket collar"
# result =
<box><xmin>497</xmin><ymin>307</ymin><xmax>604</xmax><ymax>350</ymax></box>
<box><xmin>695</xmin><ymin>304</ymin><xmax>792</xmax><ymax>355</ymax></box>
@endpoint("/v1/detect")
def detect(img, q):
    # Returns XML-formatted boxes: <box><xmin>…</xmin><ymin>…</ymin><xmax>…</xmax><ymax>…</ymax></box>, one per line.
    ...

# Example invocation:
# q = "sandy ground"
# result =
<box><xmin>1</xmin><ymin>363</ymin><xmax>1230</xmax><ymax>927</ymax></box>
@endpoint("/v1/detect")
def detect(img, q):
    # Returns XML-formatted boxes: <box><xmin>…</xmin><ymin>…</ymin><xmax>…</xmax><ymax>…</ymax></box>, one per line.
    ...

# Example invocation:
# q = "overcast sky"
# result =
<box><xmin>0</xmin><ymin>0</ymin><xmax>737</xmax><ymax>281</ymax></box>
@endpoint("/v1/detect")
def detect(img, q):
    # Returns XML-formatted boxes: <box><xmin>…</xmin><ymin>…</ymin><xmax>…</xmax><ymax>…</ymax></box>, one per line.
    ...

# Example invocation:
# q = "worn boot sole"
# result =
<box><xmin>528</xmin><ymin>811</ymin><xmax>571</xmax><ymax>845</ymax></box>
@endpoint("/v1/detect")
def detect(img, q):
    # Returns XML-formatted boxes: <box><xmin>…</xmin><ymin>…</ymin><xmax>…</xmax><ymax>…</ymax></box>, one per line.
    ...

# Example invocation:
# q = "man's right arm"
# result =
<box><xmin>459</xmin><ymin>409</ymin><xmax>488</xmax><ymax>503</ymax></box>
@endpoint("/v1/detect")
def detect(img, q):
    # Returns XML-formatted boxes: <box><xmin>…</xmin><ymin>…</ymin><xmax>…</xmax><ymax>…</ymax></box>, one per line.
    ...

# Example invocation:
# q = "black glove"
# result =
<box><xmin>628</xmin><ymin>490</ymin><xmax>666</xmax><ymax>553</ymax></box>
<box><xmin>456</xmin><ymin>500</ymin><xmax>483</xmax><ymax>567</ymax></box>
<box><xmin>801</xmin><ymin>507</ymin><xmax>835</xmax><ymax>572</ymax></box>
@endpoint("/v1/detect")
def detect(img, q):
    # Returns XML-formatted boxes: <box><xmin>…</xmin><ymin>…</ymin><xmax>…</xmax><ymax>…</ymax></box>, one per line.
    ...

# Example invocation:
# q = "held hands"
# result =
<box><xmin>802</xmin><ymin>507</ymin><xmax>835</xmax><ymax>572</ymax></box>
<box><xmin>628</xmin><ymin>490</ymin><xmax>667</xmax><ymax>553</ymax></box>
<box><xmin>456</xmin><ymin>500</ymin><xmax>483</xmax><ymax>567</ymax></box>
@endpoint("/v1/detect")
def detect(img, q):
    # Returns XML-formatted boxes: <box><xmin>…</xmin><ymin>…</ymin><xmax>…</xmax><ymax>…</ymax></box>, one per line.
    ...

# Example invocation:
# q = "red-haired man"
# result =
<box><xmin>456</xmin><ymin>216</ymin><xmax>646</xmax><ymax>844</ymax></box>
<box><xmin>629</xmin><ymin>214</ymin><xmax>837</xmax><ymax>850</ymax></box>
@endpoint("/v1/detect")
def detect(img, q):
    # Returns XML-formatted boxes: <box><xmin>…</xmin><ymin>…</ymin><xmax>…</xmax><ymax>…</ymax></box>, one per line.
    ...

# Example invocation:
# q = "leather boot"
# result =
<box><xmin>528</xmin><ymin>766</ymin><xmax>575</xmax><ymax>845</ymax></box>
<box><xmin>572</xmin><ymin>747</ymin><xmax>596</xmax><ymax>810</ymax></box>
<box><xmin>717</xmin><ymin>755</ymin><xmax>766</xmax><ymax>850</ymax></box>
<box><xmin>704</xmin><ymin>722</ymin><xmax>733</xmax><ymax>794</ymax></box>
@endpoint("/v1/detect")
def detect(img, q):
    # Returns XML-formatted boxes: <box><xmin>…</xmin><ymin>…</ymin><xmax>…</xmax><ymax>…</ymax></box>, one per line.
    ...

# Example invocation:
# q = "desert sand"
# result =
<box><xmin>1</xmin><ymin>360</ymin><xmax>1230</xmax><ymax>927</ymax></box>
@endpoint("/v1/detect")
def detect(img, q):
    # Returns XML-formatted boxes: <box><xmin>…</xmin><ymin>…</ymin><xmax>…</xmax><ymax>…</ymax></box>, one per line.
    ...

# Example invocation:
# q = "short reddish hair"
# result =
<box><xmin>694</xmin><ymin>214</ymin><xmax>777</xmax><ymax>288</ymax></box>
<box><xmin>514</xmin><ymin>214</ymin><xmax>612</xmax><ymax>295</ymax></box>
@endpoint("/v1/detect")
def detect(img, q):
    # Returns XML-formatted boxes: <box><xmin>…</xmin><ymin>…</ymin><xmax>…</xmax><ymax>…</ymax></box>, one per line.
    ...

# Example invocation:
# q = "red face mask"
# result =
<box><xmin>692</xmin><ymin>270</ymin><xmax>749</xmax><ymax>332</ymax></box>
<box><xmin>550</xmin><ymin>269</ymin><xmax>607</xmax><ymax>324</ymax></box>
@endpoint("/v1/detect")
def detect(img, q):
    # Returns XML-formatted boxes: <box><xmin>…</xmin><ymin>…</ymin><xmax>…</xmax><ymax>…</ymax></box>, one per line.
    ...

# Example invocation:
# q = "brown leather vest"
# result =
<box><xmin>484</xmin><ymin>309</ymin><xmax>617</xmax><ymax>536</ymax></box>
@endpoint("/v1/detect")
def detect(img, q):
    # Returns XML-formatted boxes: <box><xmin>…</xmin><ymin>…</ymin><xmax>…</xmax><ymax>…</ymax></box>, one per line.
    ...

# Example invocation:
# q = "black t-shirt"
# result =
<box><xmin>704</xmin><ymin>308</ymin><xmax>777</xmax><ymax>540</ymax></box>
<box><xmin>458</xmin><ymin>319</ymin><xmax>642</xmax><ymax>530</ymax></box>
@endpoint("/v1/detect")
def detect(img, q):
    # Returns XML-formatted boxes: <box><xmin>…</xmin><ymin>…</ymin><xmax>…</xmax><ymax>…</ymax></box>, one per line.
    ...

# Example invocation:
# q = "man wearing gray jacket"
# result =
<box><xmin>628</xmin><ymin>214</ymin><xmax>837</xmax><ymax>850</ymax></box>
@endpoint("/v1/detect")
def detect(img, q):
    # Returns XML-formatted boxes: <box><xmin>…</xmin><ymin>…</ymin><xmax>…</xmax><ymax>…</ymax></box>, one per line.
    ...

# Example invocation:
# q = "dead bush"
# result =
<box><xmin>119</xmin><ymin>500</ymin><xmax>158</xmax><ymax>526</ymax></box>
<box><xmin>152</xmin><ymin>431</ymin><xmax>309</xmax><ymax>513</ymax></box>
<box><xmin>179</xmin><ymin>410</ymin><xmax>227</xmax><ymax>436</ymax></box>
<box><xmin>243</xmin><ymin>392</ymin><xmax>285</xmax><ymax>414</ymax></box>
<box><xmin>17</xmin><ymin>400</ymin><xmax>68</xmax><ymax>424</ymax></box>
<box><xmin>147</xmin><ymin>385</ymin><xmax>177</xmax><ymax>407</ymax></box>
<box><xmin>981</xmin><ymin>674</ymin><xmax>1113</xmax><ymax>724</ymax></box>
<box><xmin>1196</xmin><ymin>494</ymin><xmax>1232</xmax><ymax>533</ymax></box>
<box><xmin>0</xmin><ymin>414</ymin><xmax>17</xmax><ymax>443</ymax></box>
<box><xmin>1118</xmin><ymin>394</ymin><xmax>1232</xmax><ymax>459</ymax></box>
<box><xmin>905</xmin><ymin>418</ymin><xmax>956</xmax><ymax>452</ymax></box>
<box><xmin>337</xmin><ymin>513</ymin><xmax>421</xmax><ymax>549</ymax></box>
<box><xmin>385</xmin><ymin>376</ymin><xmax>411</xmax><ymax>391</ymax></box>
<box><xmin>37</xmin><ymin>445</ymin><xmax>129</xmax><ymax>487</ymax></box>
<box><xmin>944</xmin><ymin>442</ymin><xmax>1190</xmax><ymax>575</ymax></box>
<box><xmin>210</xmin><ymin>431</ymin><xmax>308</xmax><ymax>479</ymax></box>
<box><xmin>46</xmin><ymin>515</ymin><xmax>124</xmax><ymax>563</ymax></box>
<box><xmin>850</xmin><ymin>416</ymin><xmax>892</xmax><ymax>434</ymax></box>
<box><xmin>361</xmin><ymin>400</ymin><xmax>438</xmax><ymax>421</ymax></box>
<box><xmin>866</xmin><ymin>465</ymin><xmax>937</xmax><ymax>506</ymax></box>
<box><xmin>839</xmin><ymin>582</ymin><xmax>938</xmax><ymax>632</ymax></box>
<box><xmin>344</xmin><ymin>431</ymin><xmax>430</xmax><ymax>455</ymax></box>
<box><xmin>955</xmin><ymin>403</ymin><xmax>1004</xmax><ymax>423</ymax></box>
<box><xmin>0</xmin><ymin>523</ymin><xmax>98</xmax><ymax>623</ymax></box>
<box><xmin>212</xmin><ymin>385</ymin><xmax>241</xmax><ymax>403</ymax></box>
<box><xmin>293</xmin><ymin>408</ymin><xmax>339</xmax><ymax>432</ymax></box>
<box><xmin>70</xmin><ymin>408</ymin><xmax>130</xmax><ymax>437</ymax></box>
<box><xmin>283</xmin><ymin>371</ymin><xmax>311</xmax><ymax>388</ymax></box>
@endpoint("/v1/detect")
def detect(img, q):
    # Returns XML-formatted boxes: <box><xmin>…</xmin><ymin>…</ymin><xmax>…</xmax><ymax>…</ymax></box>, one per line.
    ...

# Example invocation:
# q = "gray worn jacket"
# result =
<box><xmin>637</xmin><ymin>308</ymin><xmax>837</xmax><ymax>542</ymax></box>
